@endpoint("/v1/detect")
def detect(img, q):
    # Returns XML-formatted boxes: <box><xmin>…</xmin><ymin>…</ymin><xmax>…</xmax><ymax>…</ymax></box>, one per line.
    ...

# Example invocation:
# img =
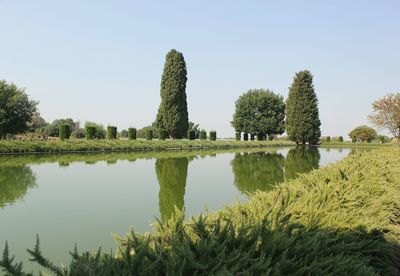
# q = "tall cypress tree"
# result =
<box><xmin>155</xmin><ymin>49</ymin><xmax>189</xmax><ymax>139</ymax></box>
<box><xmin>286</xmin><ymin>70</ymin><xmax>321</xmax><ymax>145</ymax></box>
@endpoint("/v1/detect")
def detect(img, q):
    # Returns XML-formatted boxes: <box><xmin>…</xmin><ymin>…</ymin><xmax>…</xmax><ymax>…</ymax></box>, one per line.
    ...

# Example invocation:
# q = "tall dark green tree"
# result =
<box><xmin>286</xmin><ymin>71</ymin><xmax>321</xmax><ymax>144</ymax></box>
<box><xmin>0</xmin><ymin>80</ymin><xmax>37</xmax><ymax>137</ymax></box>
<box><xmin>231</xmin><ymin>89</ymin><xmax>285</xmax><ymax>139</ymax></box>
<box><xmin>155</xmin><ymin>49</ymin><xmax>189</xmax><ymax>139</ymax></box>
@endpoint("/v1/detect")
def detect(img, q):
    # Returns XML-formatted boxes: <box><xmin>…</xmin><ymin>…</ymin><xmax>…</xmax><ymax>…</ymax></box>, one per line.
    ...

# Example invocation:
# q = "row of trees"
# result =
<box><xmin>232</xmin><ymin>70</ymin><xmax>321</xmax><ymax>145</ymax></box>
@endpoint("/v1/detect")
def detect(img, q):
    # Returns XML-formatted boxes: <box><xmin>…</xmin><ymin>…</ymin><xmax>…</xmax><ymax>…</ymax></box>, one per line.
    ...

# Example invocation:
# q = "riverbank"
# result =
<box><xmin>320</xmin><ymin>141</ymin><xmax>395</xmax><ymax>148</ymax></box>
<box><xmin>1</xmin><ymin>148</ymin><xmax>399</xmax><ymax>275</ymax></box>
<box><xmin>0</xmin><ymin>139</ymin><xmax>295</xmax><ymax>154</ymax></box>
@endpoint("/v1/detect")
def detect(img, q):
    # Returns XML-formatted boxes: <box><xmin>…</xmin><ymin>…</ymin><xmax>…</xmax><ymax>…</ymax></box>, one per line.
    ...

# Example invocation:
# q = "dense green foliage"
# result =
<box><xmin>243</xmin><ymin>133</ymin><xmax>248</xmax><ymax>141</ymax></box>
<box><xmin>210</xmin><ymin>131</ymin><xmax>217</xmax><ymax>141</ymax></box>
<box><xmin>158</xmin><ymin>129</ymin><xmax>167</xmax><ymax>140</ymax></box>
<box><xmin>156</xmin><ymin>157</ymin><xmax>189</xmax><ymax>221</ymax></box>
<box><xmin>137</xmin><ymin>126</ymin><xmax>157</xmax><ymax>139</ymax></box>
<box><xmin>85</xmin><ymin>126</ymin><xmax>97</xmax><ymax>140</ymax></box>
<box><xmin>40</xmin><ymin>118</ymin><xmax>78</xmax><ymax>137</ymax></box>
<box><xmin>107</xmin><ymin>126</ymin><xmax>117</xmax><ymax>140</ymax></box>
<box><xmin>232</xmin><ymin>89</ymin><xmax>285</xmax><ymax>138</ymax></box>
<box><xmin>128</xmin><ymin>128</ymin><xmax>136</xmax><ymax>140</ymax></box>
<box><xmin>286</xmin><ymin>70</ymin><xmax>321</xmax><ymax>145</ymax></box>
<box><xmin>199</xmin><ymin>130</ymin><xmax>207</xmax><ymax>140</ymax></box>
<box><xmin>338</xmin><ymin>136</ymin><xmax>344</xmax><ymax>142</ymax></box>
<box><xmin>155</xmin><ymin>49</ymin><xmax>189</xmax><ymax>139</ymax></box>
<box><xmin>0</xmin><ymin>80</ymin><xmax>37</xmax><ymax>137</ymax></box>
<box><xmin>2</xmin><ymin>148</ymin><xmax>399</xmax><ymax>275</ymax></box>
<box><xmin>0</xmin><ymin>140</ymin><xmax>294</xmax><ymax>154</ymax></box>
<box><xmin>59</xmin><ymin>124</ymin><xmax>71</xmax><ymax>141</ymax></box>
<box><xmin>146</xmin><ymin>129</ymin><xmax>153</xmax><ymax>140</ymax></box>
<box><xmin>188</xmin><ymin>129</ymin><xmax>195</xmax><ymax>140</ymax></box>
<box><xmin>349</xmin><ymin>125</ymin><xmax>377</xmax><ymax>142</ymax></box>
<box><xmin>235</xmin><ymin>132</ymin><xmax>241</xmax><ymax>141</ymax></box>
<box><xmin>85</xmin><ymin>122</ymin><xmax>106</xmax><ymax>139</ymax></box>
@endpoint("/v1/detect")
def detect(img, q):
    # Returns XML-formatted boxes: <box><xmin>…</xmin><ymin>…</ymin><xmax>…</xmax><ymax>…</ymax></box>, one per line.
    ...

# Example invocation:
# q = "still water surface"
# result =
<box><xmin>0</xmin><ymin>147</ymin><xmax>363</xmax><ymax>271</ymax></box>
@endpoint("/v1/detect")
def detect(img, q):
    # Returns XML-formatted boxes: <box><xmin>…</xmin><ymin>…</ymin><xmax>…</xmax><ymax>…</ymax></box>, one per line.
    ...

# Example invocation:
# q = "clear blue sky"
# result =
<box><xmin>1</xmin><ymin>1</ymin><xmax>399</xmax><ymax>138</ymax></box>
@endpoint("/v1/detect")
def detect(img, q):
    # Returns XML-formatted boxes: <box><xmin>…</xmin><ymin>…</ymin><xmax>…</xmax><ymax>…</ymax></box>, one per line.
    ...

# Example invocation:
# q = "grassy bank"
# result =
<box><xmin>320</xmin><ymin>141</ymin><xmax>395</xmax><ymax>148</ymax></box>
<box><xmin>1</xmin><ymin>148</ymin><xmax>400</xmax><ymax>275</ymax></box>
<box><xmin>0</xmin><ymin>139</ymin><xmax>295</xmax><ymax>154</ymax></box>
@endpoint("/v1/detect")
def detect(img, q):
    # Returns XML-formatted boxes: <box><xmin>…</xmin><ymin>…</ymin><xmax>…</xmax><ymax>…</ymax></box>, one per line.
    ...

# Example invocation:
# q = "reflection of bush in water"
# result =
<box><xmin>0</xmin><ymin>166</ymin><xmax>37</xmax><ymax>208</ymax></box>
<box><xmin>285</xmin><ymin>146</ymin><xmax>320</xmax><ymax>180</ymax></box>
<box><xmin>156</xmin><ymin>158</ymin><xmax>189</xmax><ymax>221</ymax></box>
<box><xmin>231</xmin><ymin>152</ymin><xmax>285</xmax><ymax>193</ymax></box>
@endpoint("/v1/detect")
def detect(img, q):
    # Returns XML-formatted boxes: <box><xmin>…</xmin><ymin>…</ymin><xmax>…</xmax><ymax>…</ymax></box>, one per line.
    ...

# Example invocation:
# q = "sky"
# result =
<box><xmin>1</xmin><ymin>1</ymin><xmax>399</xmax><ymax>138</ymax></box>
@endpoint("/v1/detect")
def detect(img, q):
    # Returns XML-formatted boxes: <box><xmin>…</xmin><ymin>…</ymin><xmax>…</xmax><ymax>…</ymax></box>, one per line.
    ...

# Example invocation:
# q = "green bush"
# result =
<box><xmin>188</xmin><ymin>129</ymin><xmax>196</xmax><ymax>140</ymax></box>
<box><xmin>85</xmin><ymin>126</ymin><xmax>97</xmax><ymax>140</ymax></box>
<box><xmin>128</xmin><ymin>128</ymin><xmax>137</xmax><ymax>140</ymax></box>
<box><xmin>210</xmin><ymin>131</ymin><xmax>217</xmax><ymax>141</ymax></box>
<box><xmin>326</xmin><ymin>136</ymin><xmax>331</xmax><ymax>143</ymax></box>
<box><xmin>235</xmin><ymin>132</ymin><xmax>241</xmax><ymax>141</ymax></box>
<box><xmin>107</xmin><ymin>126</ymin><xmax>117</xmax><ymax>140</ymax></box>
<box><xmin>59</xmin><ymin>124</ymin><xmax>71</xmax><ymax>141</ymax></box>
<box><xmin>243</xmin><ymin>133</ymin><xmax>248</xmax><ymax>141</ymax></box>
<box><xmin>71</xmin><ymin>128</ymin><xmax>85</xmax><ymax>139</ymax></box>
<box><xmin>250</xmin><ymin>133</ymin><xmax>255</xmax><ymax>141</ymax></box>
<box><xmin>146</xmin><ymin>129</ymin><xmax>153</xmax><ymax>140</ymax></box>
<box><xmin>200</xmin><ymin>130</ymin><xmax>207</xmax><ymax>140</ymax></box>
<box><xmin>158</xmin><ymin>129</ymin><xmax>167</xmax><ymax>140</ymax></box>
<box><xmin>338</xmin><ymin>136</ymin><xmax>344</xmax><ymax>142</ymax></box>
<box><xmin>257</xmin><ymin>132</ymin><xmax>265</xmax><ymax>141</ymax></box>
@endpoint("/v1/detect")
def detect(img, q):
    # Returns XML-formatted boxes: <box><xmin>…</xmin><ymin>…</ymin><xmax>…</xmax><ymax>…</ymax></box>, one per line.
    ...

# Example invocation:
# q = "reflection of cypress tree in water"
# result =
<box><xmin>285</xmin><ymin>146</ymin><xmax>320</xmax><ymax>180</ymax></box>
<box><xmin>231</xmin><ymin>152</ymin><xmax>285</xmax><ymax>194</ymax></box>
<box><xmin>0</xmin><ymin>166</ymin><xmax>37</xmax><ymax>208</ymax></box>
<box><xmin>156</xmin><ymin>157</ymin><xmax>189</xmax><ymax>221</ymax></box>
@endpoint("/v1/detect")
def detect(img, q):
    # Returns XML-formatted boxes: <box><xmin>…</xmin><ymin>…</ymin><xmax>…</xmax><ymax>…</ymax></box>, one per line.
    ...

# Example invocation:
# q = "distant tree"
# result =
<box><xmin>71</xmin><ymin>128</ymin><xmax>86</xmax><ymax>139</ymax></box>
<box><xmin>368</xmin><ymin>93</ymin><xmax>400</xmax><ymax>140</ymax></box>
<box><xmin>0</xmin><ymin>80</ymin><xmax>37</xmax><ymax>137</ymax></box>
<box><xmin>286</xmin><ymin>70</ymin><xmax>321</xmax><ymax>145</ymax></box>
<box><xmin>84</xmin><ymin>121</ymin><xmax>106</xmax><ymax>139</ymax></box>
<box><xmin>120</xmin><ymin>129</ymin><xmax>128</xmax><ymax>138</ymax></box>
<box><xmin>348</xmin><ymin>125</ymin><xmax>377</xmax><ymax>143</ymax></box>
<box><xmin>137</xmin><ymin>125</ymin><xmax>158</xmax><ymax>139</ymax></box>
<box><xmin>43</xmin><ymin>118</ymin><xmax>78</xmax><ymax>137</ymax></box>
<box><xmin>28</xmin><ymin>112</ymin><xmax>47</xmax><ymax>132</ymax></box>
<box><xmin>187</xmin><ymin>121</ymin><xmax>200</xmax><ymax>139</ymax></box>
<box><xmin>231</xmin><ymin>89</ymin><xmax>285</xmax><ymax>138</ymax></box>
<box><xmin>155</xmin><ymin>49</ymin><xmax>189</xmax><ymax>139</ymax></box>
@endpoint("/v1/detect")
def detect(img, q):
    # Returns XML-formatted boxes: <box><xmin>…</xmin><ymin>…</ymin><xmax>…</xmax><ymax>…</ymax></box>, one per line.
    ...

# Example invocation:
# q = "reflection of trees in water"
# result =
<box><xmin>285</xmin><ymin>146</ymin><xmax>320</xmax><ymax>180</ymax></box>
<box><xmin>231</xmin><ymin>152</ymin><xmax>285</xmax><ymax>194</ymax></box>
<box><xmin>156</xmin><ymin>157</ymin><xmax>189</xmax><ymax>221</ymax></box>
<box><xmin>0</xmin><ymin>166</ymin><xmax>37</xmax><ymax>208</ymax></box>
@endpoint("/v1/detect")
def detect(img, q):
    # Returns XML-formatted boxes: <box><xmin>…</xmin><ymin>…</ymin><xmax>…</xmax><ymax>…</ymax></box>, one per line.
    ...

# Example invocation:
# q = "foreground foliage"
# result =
<box><xmin>1</xmin><ymin>148</ymin><xmax>400</xmax><ymax>275</ymax></box>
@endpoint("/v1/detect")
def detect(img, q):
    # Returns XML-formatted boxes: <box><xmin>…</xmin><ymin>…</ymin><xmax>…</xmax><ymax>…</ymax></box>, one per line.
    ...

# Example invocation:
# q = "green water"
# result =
<box><xmin>0</xmin><ymin>147</ymin><xmax>362</xmax><ymax>272</ymax></box>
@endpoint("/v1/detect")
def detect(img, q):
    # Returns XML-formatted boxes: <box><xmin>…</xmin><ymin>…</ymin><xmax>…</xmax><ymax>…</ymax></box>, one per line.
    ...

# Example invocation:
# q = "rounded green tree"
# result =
<box><xmin>155</xmin><ymin>49</ymin><xmax>189</xmax><ymax>139</ymax></box>
<box><xmin>286</xmin><ymin>70</ymin><xmax>321</xmax><ymax>145</ymax></box>
<box><xmin>231</xmin><ymin>89</ymin><xmax>285</xmax><ymax>139</ymax></box>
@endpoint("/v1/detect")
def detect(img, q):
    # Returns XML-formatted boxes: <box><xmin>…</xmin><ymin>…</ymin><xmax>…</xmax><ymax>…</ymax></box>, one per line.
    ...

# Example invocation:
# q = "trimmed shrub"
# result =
<box><xmin>107</xmin><ymin>126</ymin><xmax>117</xmax><ymax>140</ymax></box>
<box><xmin>71</xmin><ymin>128</ymin><xmax>85</xmax><ymax>139</ymax></box>
<box><xmin>59</xmin><ymin>124</ymin><xmax>71</xmax><ymax>141</ymax></box>
<box><xmin>188</xmin><ymin>129</ymin><xmax>196</xmax><ymax>140</ymax></box>
<box><xmin>250</xmin><ymin>134</ymin><xmax>255</xmax><ymax>141</ymax></box>
<box><xmin>146</xmin><ymin>129</ymin><xmax>153</xmax><ymax>140</ymax></box>
<box><xmin>235</xmin><ymin>132</ymin><xmax>241</xmax><ymax>141</ymax></box>
<box><xmin>326</xmin><ymin>136</ymin><xmax>331</xmax><ymax>143</ymax></box>
<box><xmin>243</xmin><ymin>133</ymin><xmax>248</xmax><ymax>141</ymax></box>
<box><xmin>257</xmin><ymin>132</ymin><xmax>265</xmax><ymax>141</ymax></box>
<box><xmin>158</xmin><ymin>129</ymin><xmax>167</xmax><ymax>140</ymax></box>
<box><xmin>210</xmin><ymin>131</ymin><xmax>217</xmax><ymax>141</ymax></box>
<box><xmin>128</xmin><ymin>128</ymin><xmax>137</xmax><ymax>140</ymax></box>
<box><xmin>85</xmin><ymin>126</ymin><xmax>97</xmax><ymax>140</ymax></box>
<box><xmin>338</xmin><ymin>136</ymin><xmax>344</xmax><ymax>142</ymax></box>
<box><xmin>200</xmin><ymin>130</ymin><xmax>207</xmax><ymax>140</ymax></box>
